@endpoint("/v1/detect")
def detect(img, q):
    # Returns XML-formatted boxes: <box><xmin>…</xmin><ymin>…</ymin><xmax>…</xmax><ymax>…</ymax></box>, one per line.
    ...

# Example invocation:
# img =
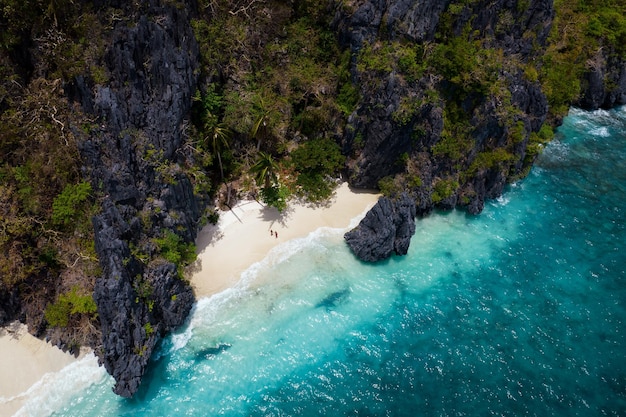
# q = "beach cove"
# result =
<box><xmin>0</xmin><ymin>182</ymin><xmax>379</xmax><ymax>416</ymax></box>
<box><xmin>13</xmin><ymin>105</ymin><xmax>626</xmax><ymax>417</ymax></box>
<box><xmin>2</xmin><ymin>107</ymin><xmax>626</xmax><ymax>416</ymax></box>
<box><xmin>191</xmin><ymin>183</ymin><xmax>380</xmax><ymax>298</ymax></box>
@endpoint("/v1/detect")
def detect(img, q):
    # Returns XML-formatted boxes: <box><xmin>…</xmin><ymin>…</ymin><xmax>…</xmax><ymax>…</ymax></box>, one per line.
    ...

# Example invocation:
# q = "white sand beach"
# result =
<box><xmin>191</xmin><ymin>183</ymin><xmax>380</xmax><ymax>297</ymax></box>
<box><xmin>0</xmin><ymin>324</ymin><xmax>85</xmax><ymax>416</ymax></box>
<box><xmin>0</xmin><ymin>182</ymin><xmax>379</xmax><ymax>416</ymax></box>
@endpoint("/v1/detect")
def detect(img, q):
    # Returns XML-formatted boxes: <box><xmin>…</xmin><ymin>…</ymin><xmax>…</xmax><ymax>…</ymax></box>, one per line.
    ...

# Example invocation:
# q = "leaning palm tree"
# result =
<box><xmin>250</xmin><ymin>151</ymin><xmax>279</xmax><ymax>189</ymax></box>
<box><xmin>206</xmin><ymin>121</ymin><xmax>231</xmax><ymax>183</ymax></box>
<box><xmin>250</xmin><ymin>94</ymin><xmax>280</xmax><ymax>152</ymax></box>
<box><xmin>250</xmin><ymin>151</ymin><xmax>288</xmax><ymax>212</ymax></box>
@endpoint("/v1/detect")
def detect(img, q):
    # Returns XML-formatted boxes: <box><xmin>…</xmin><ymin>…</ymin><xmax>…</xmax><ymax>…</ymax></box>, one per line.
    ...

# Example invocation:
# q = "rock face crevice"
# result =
<box><xmin>578</xmin><ymin>46</ymin><xmax>626</xmax><ymax>110</ymax></box>
<box><xmin>75</xmin><ymin>1</ymin><xmax>200</xmax><ymax>397</ymax></box>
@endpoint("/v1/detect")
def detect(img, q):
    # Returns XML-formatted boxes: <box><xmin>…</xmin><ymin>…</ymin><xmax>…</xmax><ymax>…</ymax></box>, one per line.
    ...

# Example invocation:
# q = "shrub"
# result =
<box><xmin>378</xmin><ymin>176</ymin><xmax>400</xmax><ymax>197</ymax></box>
<box><xmin>144</xmin><ymin>322</ymin><xmax>155</xmax><ymax>336</ymax></box>
<box><xmin>509</xmin><ymin>121</ymin><xmax>527</xmax><ymax>144</ymax></box>
<box><xmin>153</xmin><ymin>230</ymin><xmax>196</xmax><ymax>269</ymax></box>
<box><xmin>357</xmin><ymin>42</ymin><xmax>395</xmax><ymax>73</ymax></box>
<box><xmin>467</xmin><ymin>149</ymin><xmax>514</xmax><ymax>175</ymax></box>
<box><xmin>393</xmin><ymin>95</ymin><xmax>422</xmax><ymax>126</ymax></box>
<box><xmin>260</xmin><ymin>184</ymin><xmax>289</xmax><ymax>212</ymax></box>
<box><xmin>337</xmin><ymin>81</ymin><xmax>359</xmax><ymax>115</ymax></box>
<box><xmin>290</xmin><ymin>138</ymin><xmax>345</xmax><ymax>201</ymax></box>
<box><xmin>397</xmin><ymin>44</ymin><xmax>425</xmax><ymax>83</ymax></box>
<box><xmin>45</xmin><ymin>286</ymin><xmax>98</xmax><ymax>328</ymax></box>
<box><xmin>51</xmin><ymin>181</ymin><xmax>92</xmax><ymax>227</ymax></box>
<box><xmin>432</xmin><ymin>178</ymin><xmax>459</xmax><ymax>204</ymax></box>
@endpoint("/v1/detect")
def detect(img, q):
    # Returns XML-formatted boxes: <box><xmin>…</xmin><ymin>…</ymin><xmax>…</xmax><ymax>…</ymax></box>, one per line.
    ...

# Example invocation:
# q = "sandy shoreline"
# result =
<box><xmin>0</xmin><ymin>324</ymin><xmax>87</xmax><ymax>416</ymax></box>
<box><xmin>0</xmin><ymin>182</ymin><xmax>379</xmax><ymax>416</ymax></box>
<box><xmin>191</xmin><ymin>183</ymin><xmax>379</xmax><ymax>297</ymax></box>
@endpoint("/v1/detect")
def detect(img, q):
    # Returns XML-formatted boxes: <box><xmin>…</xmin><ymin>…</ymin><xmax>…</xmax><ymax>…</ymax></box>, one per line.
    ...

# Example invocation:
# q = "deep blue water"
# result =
<box><xmin>17</xmin><ymin>106</ymin><xmax>626</xmax><ymax>416</ymax></box>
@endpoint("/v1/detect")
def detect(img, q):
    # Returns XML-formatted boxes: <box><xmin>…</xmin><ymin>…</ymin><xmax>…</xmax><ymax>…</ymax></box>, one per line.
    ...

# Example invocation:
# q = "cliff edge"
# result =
<box><xmin>75</xmin><ymin>2</ymin><xmax>200</xmax><ymax>397</ymax></box>
<box><xmin>340</xmin><ymin>0</ymin><xmax>625</xmax><ymax>261</ymax></box>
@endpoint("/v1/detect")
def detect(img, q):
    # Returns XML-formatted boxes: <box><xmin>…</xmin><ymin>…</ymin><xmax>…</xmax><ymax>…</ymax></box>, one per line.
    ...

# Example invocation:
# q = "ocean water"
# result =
<box><xmin>18</xmin><ymin>106</ymin><xmax>626</xmax><ymax>416</ymax></box>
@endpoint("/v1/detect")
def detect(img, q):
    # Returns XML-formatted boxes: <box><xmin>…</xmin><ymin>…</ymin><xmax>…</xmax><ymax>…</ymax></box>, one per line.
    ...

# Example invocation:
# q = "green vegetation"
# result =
<box><xmin>45</xmin><ymin>286</ymin><xmax>98</xmax><ymax>328</ymax></box>
<box><xmin>430</xmin><ymin>25</ymin><xmax>505</xmax><ymax>97</ymax></box>
<box><xmin>540</xmin><ymin>0</ymin><xmax>626</xmax><ymax>118</ymax></box>
<box><xmin>289</xmin><ymin>138</ymin><xmax>345</xmax><ymax>201</ymax></box>
<box><xmin>432</xmin><ymin>103</ymin><xmax>474</xmax><ymax>161</ymax></box>
<box><xmin>524</xmin><ymin>123</ymin><xmax>554</xmax><ymax>165</ymax></box>
<box><xmin>0</xmin><ymin>1</ymin><xmax>108</xmax><ymax>335</ymax></box>
<box><xmin>467</xmin><ymin>149</ymin><xmax>514</xmax><ymax>176</ymax></box>
<box><xmin>336</xmin><ymin>51</ymin><xmax>360</xmax><ymax>115</ymax></box>
<box><xmin>190</xmin><ymin>0</ymin><xmax>350</xmax><ymax>212</ymax></box>
<box><xmin>153</xmin><ymin>230</ymin><xmax>197</xmax><ymax>275</ymax></box>
<box><xmin>259</xmin><ymin>184</ymin><xmax>289</xmax><ymax>213</ymax></box>
<box><xmin>431</xmin><ymin>178</ymin><xmax>459</xmax><ymax>204</ymax></box>
<box><xmin>251</xmin><ymin>151</ymin><xmax>287</xmax><ymax>210</ymax></box>
<box><xmin>581</xmin><ymin>1</ymin><xmax>626</xmax><ymax>56</ymax></box>
<box><xmin>357</xmin><ymin>40</ymin><xmax>427</xmax><ymax>88</ymax></box>
<box><xmin>52</xmin><ymin>182</ymin><xmax>93</xmax><ymax>227</ymax></box>
<box><xmin>143</xmin><ymin>322</ymin><xmax>155</xmax><ymax>336</ymax></box>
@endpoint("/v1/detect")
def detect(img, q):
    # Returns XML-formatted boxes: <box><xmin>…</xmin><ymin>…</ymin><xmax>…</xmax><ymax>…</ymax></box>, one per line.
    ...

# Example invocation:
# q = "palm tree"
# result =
<box><xmin>250</xmin><ymin>151</ymin><xmax>279</xmax><ymax>189</ymax></box>
<box><xmin>250</xmin><ymin>151</ymin><xmax>288</xmax><ymax>212</ymax></box>
<box><xmin>250</xmin><ymin>111</ymin><xmax>268</xmax><ymax>151</ymax></box>
<box><xmin>205</xmin><ymin>121</ymin><xmax>231</xmax><ymax>183</ymax></box>
<box><xmin>249</xmin><ymin>94</ymin><xmax>279</xmax><ymax>151</ymax></box>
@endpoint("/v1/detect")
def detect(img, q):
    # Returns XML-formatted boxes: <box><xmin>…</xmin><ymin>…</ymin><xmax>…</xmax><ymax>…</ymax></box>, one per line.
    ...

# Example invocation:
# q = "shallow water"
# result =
<box><xmin>17</xmin><ymin>106</ymin><xmax>626</xmax><ymax>416</ymax></box>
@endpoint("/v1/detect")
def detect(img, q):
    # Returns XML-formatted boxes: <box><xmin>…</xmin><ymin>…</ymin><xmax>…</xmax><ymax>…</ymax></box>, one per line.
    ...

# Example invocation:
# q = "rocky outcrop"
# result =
<box><xmin>341</xmin><ymin>1</ymin><xmax>624</xmax><ymax>262</ymax></box>
<box><xmin>578</xmin><ymin>47</ymin><xmax>626</xmax><ymax>110</ymax></box>
<box><xmin>341</xmin><ymin>0</ymin><xmax>555</xmax><ymax>260</ymax></box>
<box><xmin>345</xmin><ymin>193</ymin><xmax>416</xmax><ymax>262</ymax></box>
<box><xmin>72</xmin><ymin>1</ymin><xmax>200</xmax><ymax>397</ymax></box>
<box><xmin>339</xmin><ymin>0</ymin><xmax>452</xmax><ymax>49</ymax></box>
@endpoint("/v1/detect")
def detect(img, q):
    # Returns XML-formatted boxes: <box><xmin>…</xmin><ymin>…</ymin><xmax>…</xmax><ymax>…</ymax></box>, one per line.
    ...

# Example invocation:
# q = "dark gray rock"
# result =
<box><xmin>578</xmin><ymin>48</ymin><xmax>626</xmax><ymax>110</ymax></box>
<box><xmin>78</xmin><ymin>1</ymin><xmax>200</xmax><ymax>398</ymax></box>
<box><xmin>345</xmin><ymin>193</ymin><xmax>416</xmax><ymax>261</ymax></box>
<box><xmin>336</xmin><ymin>0</ymin><xmax>452</xmax><ymax>50</ymax></box>
<box><xmin>392</xmin><ymin>193</ymin><xmax>417</xmax><ymax>255</ymax></box>
<box><xmin>0</xmin><ymin>287</ymin><xmax>20</xmax><ymax>327</ymax></box>
<box><xmin>146</xmin><ymin>263</ymin><xmax>194</xmax><ymax>331</ymax></box>
<box><xmin>386</xmin><ymin>0</ymin><xmax>452</xmax><ymax>41</ymax></box>
<box><xmin>337</xmin><ymin>0</ymin><xmax>556</xmax><ymax>216</ymax></box>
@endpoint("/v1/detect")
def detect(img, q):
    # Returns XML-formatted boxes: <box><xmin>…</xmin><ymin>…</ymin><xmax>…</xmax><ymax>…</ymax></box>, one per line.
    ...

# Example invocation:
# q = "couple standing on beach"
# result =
<box><xmin>270</xmin><ymin>230</ymin><xmax>278</xmax><ymax>239</ymax></box>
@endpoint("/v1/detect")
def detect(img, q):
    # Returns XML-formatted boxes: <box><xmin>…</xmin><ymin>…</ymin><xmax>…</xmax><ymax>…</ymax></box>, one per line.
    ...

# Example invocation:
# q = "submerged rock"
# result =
<box><xmin>344</xmin><ymin>193</ymin><xmax>416</xmax><ymax>262</ymax></box>
<box><xmin>315</xmin><ymin>288</ymin><xmax>351</xmax><ymax>310</ymax></box>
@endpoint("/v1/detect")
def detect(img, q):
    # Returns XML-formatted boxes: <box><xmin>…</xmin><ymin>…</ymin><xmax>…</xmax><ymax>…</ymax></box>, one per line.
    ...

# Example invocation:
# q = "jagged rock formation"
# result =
<box><xmin>345</xmin><ymin>193</ymin><xmax>416</xmax><ymax>262</ymax></box>
<box><xmin>578</xmin><ymin>46</ymin><xmax>626</xmax><ymax>110</ymax></box>
<box><xmin>71</xmin><ymin>2</ymin><xmax>200</xmax><ymax>397</ymax></box>
<box><xmin>340</xmin><ymin>0</ymin><xmax>625</xmax><ymax>261</ymax></box>
<box><xmin>336</xmin><ymin>0</ymin><xmax>554</xmax><ymax>210</ymax></box>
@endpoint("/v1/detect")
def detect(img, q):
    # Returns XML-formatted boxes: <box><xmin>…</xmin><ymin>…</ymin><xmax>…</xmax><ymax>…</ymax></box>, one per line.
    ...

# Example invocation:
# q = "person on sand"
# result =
<box><xmin>270</xmin><ymin>230</ymin><xmax>273</xmax><ymax>237</ymax></box>
<box><xmin>275</xmin><ymin>231</ymin><xmax>278</xmax><ymax>239</ymax></box>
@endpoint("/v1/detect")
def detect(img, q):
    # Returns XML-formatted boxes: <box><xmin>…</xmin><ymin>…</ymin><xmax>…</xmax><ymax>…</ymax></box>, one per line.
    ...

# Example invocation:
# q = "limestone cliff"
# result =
<box><xmin>72</xmin><ymin>2</ymin><xmax>200</xmax><ymax>397</ymax></box>
<box><xmin>578</xmin><ymin>46</ymin><xmax>626</xmax><ymax>110</ymax></box>
<box><xmin>336</xmin><ymin>0</ymin><xmax>553</xmax><ymax>212</ymax></box>
<box><xmin>340</xmin><ymin>0</ymin><xmax>625</xmax><ymax>261</ymax></box>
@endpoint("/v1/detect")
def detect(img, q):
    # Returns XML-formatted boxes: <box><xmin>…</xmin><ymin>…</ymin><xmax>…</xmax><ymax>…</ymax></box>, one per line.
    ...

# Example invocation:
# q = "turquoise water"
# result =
<box><xmin>20</xmin><ymin>106</ymin><xmax>626</xmax><ymax>416</ymax></box>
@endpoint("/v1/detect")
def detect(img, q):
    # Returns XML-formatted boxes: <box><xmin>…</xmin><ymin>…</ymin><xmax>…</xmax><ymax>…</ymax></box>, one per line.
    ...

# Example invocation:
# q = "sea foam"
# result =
<box><xmin>22</xmin><ymin>106</ymin><xmax>626</xmax><ymax>417</ymax></box>
<box><xmin>14</xmin><ymin>353</ymin><xmax>107</xmax><ymax>417</ymax></box>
